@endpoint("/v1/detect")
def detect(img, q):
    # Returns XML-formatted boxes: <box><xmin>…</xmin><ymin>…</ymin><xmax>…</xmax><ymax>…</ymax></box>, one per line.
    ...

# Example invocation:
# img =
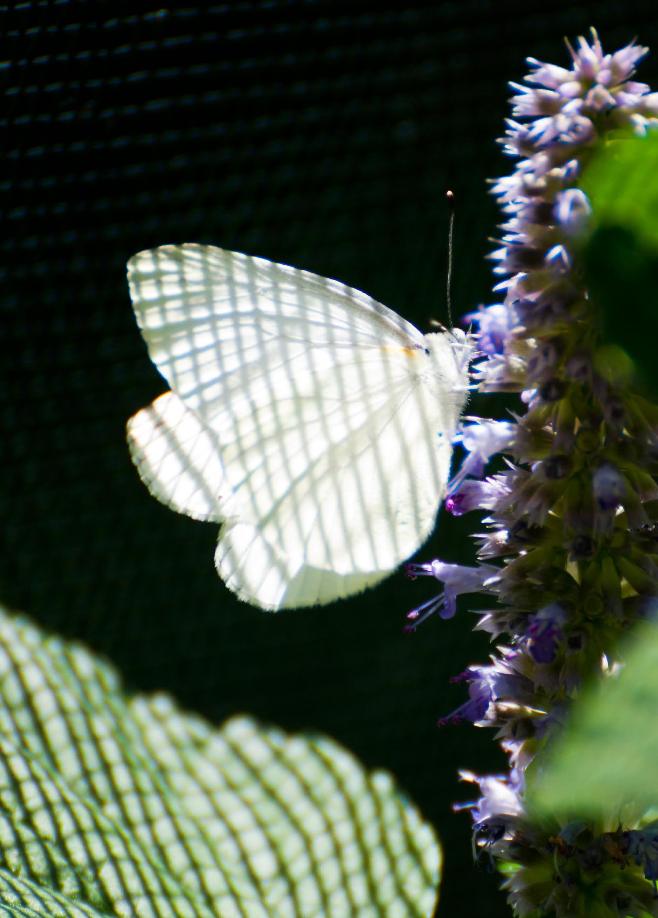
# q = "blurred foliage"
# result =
<box><xmin>581</xmin><ymin>131</ymin><xmax>658</xmax><ymax>394</ymax></box>
<box><xmin>529</xmin><ymin>618</ymin><xmax>658</xmax><ymax>818</ymax></box>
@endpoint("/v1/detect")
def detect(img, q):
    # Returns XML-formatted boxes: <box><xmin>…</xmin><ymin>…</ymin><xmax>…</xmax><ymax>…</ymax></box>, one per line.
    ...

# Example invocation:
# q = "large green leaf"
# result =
<box><xmin>0</xmin><ymin>606</ymin><xmax>440</xmax><ymax>916</ymax></box>
<box><xmin>529</xmin><ymin>619</ymin><xmax>658</xmax><ymax>818</ymax></box>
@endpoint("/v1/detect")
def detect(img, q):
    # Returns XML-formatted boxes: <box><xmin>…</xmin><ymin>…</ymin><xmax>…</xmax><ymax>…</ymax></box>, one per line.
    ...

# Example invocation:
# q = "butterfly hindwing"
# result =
<box><xmin>126</xmin><ymin>391</ymin><xmax>231</xmax><ymax>523</ymax></box>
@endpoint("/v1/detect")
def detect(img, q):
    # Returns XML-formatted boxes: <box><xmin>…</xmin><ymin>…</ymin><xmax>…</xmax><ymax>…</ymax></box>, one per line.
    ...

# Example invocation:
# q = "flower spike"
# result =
<box><xmin>409</xmin><ymin>29</ymin><xmax>658</xmax><ymax>916</ymax></box>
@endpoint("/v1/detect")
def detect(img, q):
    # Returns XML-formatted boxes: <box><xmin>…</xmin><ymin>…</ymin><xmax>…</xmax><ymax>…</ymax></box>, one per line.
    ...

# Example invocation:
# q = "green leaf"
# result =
<box><xmin>0</xmin><ymin>606</ymin><xmax>441</xmax><ymax>916</ymax></box>
<box><xmin>581</xmin><ymin>132</ymin><xmax>658</xmax><ymax>393</ymax></box>
<box><xmin>529</xmin><ymin>619</ymin><xmax>658</xmax><ymax>818</ymax></box>
<box><xmin>581</xmin><ymin>132</ymin><xmax>658</xmax><ymax>251</ymax></box>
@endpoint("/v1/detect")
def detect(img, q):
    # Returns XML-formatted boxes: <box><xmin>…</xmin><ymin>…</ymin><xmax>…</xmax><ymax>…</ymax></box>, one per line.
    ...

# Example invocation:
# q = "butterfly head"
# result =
<box><xmin>446</xmin><ymin>327</ymin><xmax>476</xmax><ymax>376</ymax></box>
<box><xmin>426</xmin><ymin>323</ymin><xmax>474</xmax><ymax>372</ymax></box>
<box><xmin>421</xmin><ymin>329</ymin><xmax>474</xmax><ymax>400</ymax></box>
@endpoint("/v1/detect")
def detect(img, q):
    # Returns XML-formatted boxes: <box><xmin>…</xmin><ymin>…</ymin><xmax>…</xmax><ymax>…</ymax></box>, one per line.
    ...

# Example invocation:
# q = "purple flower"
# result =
<box><xmin>545</xmin><ymin>243</ymin><xmax>572</xmax><ymax>274</ymax></box>
<box><xmin>554</xmin><ymin>188</ymin><xmax>591</xmax><ymax>235</ymax></box>
<box><xmin>456</xmin><ymin>768</ymin><xmax>525</xmax><ymax>864</ymax></box>
<box><xmin>445</xmin><ymin>474</ymin><xmax>510</xmax><ymax>516</ymax></box>
<box><xmin>445</xmin><ymin>479</ymin><xmax>489</xmax><ymax>516</ymax></box>
<box><xmin>437</xmin><ymin>667</ymin><xmax>493</xmax><ymax>726</ymax></box>
<box><xmin>466</xmin><ymin>303</ymin><xmax>513</xmax><ymax>356</ymax></box>
<box><xmin>526</xmin><ymin>603</ymin><xmax>567</xmax><ymax>663</ymax></box>
<box><xmin>405</xmin><ymin>561</ymin><xmax>494</xmax><ymax>628</ymax></box>
<box><xmin>448</xmin><ymin>420</ymin><xmax>515</xmax><ymax>496</ymax></box>
<box><xmin>438</xmin><ymin>661</ymin><xmax>536</xmax><ymax>727</ymax></box>
<box><xmin>459</xmin><ymin>769</ymin><xmax>524</xmax><ymax>822</ymax></box>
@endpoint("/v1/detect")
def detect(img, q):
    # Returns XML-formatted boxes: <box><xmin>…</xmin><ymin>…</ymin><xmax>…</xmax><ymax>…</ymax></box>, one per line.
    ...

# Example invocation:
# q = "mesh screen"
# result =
<box><xmin>3</xmin><ymin>4</ymin><xmax>658</xmax><ymax>914</ymax></box>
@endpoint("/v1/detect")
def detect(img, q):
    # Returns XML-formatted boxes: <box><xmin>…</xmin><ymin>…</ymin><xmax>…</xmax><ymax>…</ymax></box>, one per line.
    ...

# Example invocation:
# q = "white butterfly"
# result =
<box><xmin>126</xmin><ymin>245</ymin><xmax>471</xmax><ymax>611</ymax></box>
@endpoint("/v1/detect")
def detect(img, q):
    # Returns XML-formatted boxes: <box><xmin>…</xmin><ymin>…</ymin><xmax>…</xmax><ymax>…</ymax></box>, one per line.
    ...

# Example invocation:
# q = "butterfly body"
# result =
<box><xmin>127</xmin><ymin>245</ymin><xmax>471</xmax><ymax>610</ymax></box>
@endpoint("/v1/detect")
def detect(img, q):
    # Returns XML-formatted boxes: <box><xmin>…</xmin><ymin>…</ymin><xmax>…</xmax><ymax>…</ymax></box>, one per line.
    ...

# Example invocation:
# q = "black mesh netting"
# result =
<box><xmin>3</xmin><ymin>3</ymin><xmax>658</xmax><ymax>915</ymax></box>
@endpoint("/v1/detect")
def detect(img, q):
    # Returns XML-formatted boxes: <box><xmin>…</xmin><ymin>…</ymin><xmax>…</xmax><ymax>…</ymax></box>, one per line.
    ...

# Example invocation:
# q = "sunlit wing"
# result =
<box><xmin>128</xmin><ymin>245</ymin><xmax>425</xmax><ymax>425</ymax></box>
<box><xmin>126</xmin><ymin>391</ymin><xmax>230</xmax><ymax>523</ymax></box>
<box><xmin>127</xmin><ymin>245</ymin><xmax>469</xmax><ymax>609</ymax></box>
<box><xmin>215</xmin><ymin>338</ymin><xmax>464</xmax><ymax>609</ymax></box>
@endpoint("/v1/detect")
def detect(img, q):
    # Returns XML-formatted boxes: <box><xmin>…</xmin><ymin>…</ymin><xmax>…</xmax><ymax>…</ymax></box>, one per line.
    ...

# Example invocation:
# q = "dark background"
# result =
<box><xmin>2</xmin><ymin>3</ymin><xmax>658</xmax><ymax>915</ymax></box>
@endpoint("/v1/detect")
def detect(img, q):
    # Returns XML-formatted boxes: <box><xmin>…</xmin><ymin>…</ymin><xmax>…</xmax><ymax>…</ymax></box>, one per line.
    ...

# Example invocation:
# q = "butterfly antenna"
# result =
<box><xmin>446</xmin><ymin>190</ymin><xmax>455</xmax><ymax>329</ymax></box>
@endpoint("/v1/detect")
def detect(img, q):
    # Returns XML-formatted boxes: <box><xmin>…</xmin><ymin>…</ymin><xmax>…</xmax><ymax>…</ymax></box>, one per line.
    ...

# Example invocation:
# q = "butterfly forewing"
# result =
<box><xmin>129</xmin><ymin>245</ymin><xmax>424</xmax><ymax>425</ymax></box>
<box><xmin>127</xmin><ymin>245</ymin><xmax>469</xmax><ymax>609</ymax></box>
